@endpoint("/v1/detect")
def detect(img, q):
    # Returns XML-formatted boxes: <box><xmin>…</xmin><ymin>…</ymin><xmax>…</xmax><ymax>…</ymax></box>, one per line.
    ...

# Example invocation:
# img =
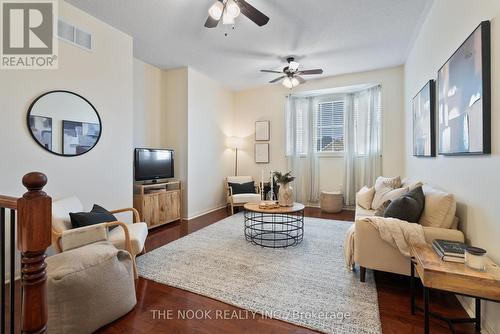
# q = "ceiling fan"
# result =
<box><xmin>261</xmin><ymin>57</ymin><xmax>324</xmax><ymax>89</ymax></box>
<box><xmin>204</xmin><ymin>0</ymin><xmax>269</xmax><ymax>28</ymax></box>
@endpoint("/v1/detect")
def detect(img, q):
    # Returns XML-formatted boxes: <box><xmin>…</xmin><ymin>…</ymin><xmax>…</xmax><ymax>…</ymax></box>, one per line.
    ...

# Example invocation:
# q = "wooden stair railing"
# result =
<box><xmin>1</xmin><ymin>172</ymin><xmax>51</xmax><ymax>334</ymax></box>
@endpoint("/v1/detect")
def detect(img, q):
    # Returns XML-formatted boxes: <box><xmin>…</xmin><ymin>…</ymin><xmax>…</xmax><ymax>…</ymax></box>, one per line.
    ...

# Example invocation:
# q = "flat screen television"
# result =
<box><xmin>134</xmin><ymin>148</ymin><xmax>174</xmax><ymax>182</ymax></box>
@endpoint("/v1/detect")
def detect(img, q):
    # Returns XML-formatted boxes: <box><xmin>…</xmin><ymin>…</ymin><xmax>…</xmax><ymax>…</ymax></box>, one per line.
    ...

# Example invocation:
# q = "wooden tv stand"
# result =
<box><xmin>133</xmin><ymin>181</ymin><xmax>182</xmax><ymax>229</ymax></box>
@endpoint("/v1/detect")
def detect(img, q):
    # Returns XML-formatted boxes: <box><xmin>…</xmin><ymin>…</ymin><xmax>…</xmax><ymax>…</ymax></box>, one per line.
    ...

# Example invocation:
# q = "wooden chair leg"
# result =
<box><xmin>132</xmin><ymin>255</ymin><xmax>138</xmax><ymax>280</ymax></box>
<box><xmin>360</xmin><ymin>266</ymin><xmax>366</xmax><ymax>282</ymax></box>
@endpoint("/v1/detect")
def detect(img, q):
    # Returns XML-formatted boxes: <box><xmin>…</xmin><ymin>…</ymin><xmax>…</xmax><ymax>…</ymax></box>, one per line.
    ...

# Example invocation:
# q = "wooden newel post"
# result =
<box><xmin>17</xmin><ymin>172</ymin><xmax>52</xmax><ymax>334</ymax></box>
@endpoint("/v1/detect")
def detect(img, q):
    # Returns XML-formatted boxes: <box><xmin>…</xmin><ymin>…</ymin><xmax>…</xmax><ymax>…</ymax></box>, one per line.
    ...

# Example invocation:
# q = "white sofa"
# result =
<box><xmin>354</xmin><ymin>180</ymin><xmax>465</xmax><ymax>281</ymax></box>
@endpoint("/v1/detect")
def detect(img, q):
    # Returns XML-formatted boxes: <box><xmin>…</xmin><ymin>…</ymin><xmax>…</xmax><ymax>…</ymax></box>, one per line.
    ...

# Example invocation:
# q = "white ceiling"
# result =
<box><xmin>66</xmin><ymin>0</ymin><xmax>432</xmax><ymax>90</ymax></box>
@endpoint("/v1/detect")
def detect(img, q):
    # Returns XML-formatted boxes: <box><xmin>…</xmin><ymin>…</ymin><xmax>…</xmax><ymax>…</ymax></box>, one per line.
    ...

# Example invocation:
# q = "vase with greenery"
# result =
<box><xmin>273</xmin><ymin>171</ymin><xmax>295</xmax><ymax>207</ymax></box>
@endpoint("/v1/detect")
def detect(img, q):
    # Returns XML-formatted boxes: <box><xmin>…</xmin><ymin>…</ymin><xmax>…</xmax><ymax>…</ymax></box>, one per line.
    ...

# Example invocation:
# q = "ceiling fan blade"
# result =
<box><xmin>298</xmin><ymin>69</ymin><xmax>323</xmax><ymax>75</ymax></box>
<box><xmin>261</xmin><ymin>70</ymin><xmax>282</xmax><ymax>74</ymax></box>
<box><xmin>269</xmin><ymin>76</ymin><xmax>285</xmax><ymax>83</ymax></box>
<box><xmin>236</xmin><ymin>0</ymin><xmax>270</xmax><ymax>26</ymax></box>
<box><xmin>204</xmin><ymin>15</ymin><xmax>220</xmax><ymax>28</ymax></box>
<box><xmin>295</xmin><ymin>76</ymin><xmax>306</xmax><ymax>84</ymax></box>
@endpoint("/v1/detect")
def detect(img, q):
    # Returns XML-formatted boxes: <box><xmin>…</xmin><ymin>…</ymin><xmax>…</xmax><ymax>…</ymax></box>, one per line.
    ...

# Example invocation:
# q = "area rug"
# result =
<box><xmin>137</xmin><ymin>213</ymin><xmax>381</xmax><ymax>334</ymax></box>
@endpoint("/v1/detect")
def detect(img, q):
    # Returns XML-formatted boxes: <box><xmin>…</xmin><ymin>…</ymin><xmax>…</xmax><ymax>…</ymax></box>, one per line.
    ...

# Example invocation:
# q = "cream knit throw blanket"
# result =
<box><xmin>344</xmin><ymin>217</ymin><xmax>426</xmax><ymax>270</ymax></box>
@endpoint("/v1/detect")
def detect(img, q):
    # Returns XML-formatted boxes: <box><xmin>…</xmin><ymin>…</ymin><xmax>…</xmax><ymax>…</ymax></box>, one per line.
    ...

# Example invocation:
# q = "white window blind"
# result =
<box><xmin>316</xmin><ymin>100</ymin><xmax>345</xmax><ymax>152</ymax></box>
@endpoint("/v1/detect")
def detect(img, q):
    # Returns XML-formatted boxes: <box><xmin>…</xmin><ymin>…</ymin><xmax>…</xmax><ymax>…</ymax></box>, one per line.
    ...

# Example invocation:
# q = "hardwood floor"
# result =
<box><xmin>98</xmin><ymin>207</ymin><xmax>475</xmax><ymax>334</ymax></box>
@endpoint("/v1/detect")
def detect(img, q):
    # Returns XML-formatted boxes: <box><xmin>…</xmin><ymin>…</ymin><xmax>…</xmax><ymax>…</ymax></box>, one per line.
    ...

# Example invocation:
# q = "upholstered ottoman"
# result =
<box><xmin>320</xmin><ymin>191</ymin><xmax>343</xmax><ymax>213</ymax></box>
<box><xmin>46</xmin><ymin>241</ymin><xmax>136</xmax><ymax>334</ymax></box>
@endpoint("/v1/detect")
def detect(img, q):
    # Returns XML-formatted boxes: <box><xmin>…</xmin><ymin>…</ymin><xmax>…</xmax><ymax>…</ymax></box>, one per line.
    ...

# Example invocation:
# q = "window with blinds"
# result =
<box><xmin>315</xmin><ymin>100</ymin><xmax>345</xmax><ymax>152</ymax></box>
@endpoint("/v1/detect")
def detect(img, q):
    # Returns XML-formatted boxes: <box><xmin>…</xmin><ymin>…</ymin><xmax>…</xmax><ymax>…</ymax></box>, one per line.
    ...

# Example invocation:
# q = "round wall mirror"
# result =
<box><xmin>27</xmin><ymin>90</ymin><xmax>102</xmax><ymax>156</ymax></box>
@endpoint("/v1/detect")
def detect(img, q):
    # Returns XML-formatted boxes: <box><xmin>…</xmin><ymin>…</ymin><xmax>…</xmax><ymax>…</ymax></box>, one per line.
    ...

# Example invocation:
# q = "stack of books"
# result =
<box><xmin>432</xmin><ymin>239</ymin><xmax>467</xmax><ymax>263</ymax></box>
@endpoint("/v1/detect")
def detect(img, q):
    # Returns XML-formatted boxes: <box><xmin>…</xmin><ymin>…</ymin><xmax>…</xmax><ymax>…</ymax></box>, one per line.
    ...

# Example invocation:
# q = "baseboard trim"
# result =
<box><xmin>185</xmin><ymin>205</ymin><xmax>227</xmax><ymax>221</ymax></box>
<box><xmin>457</xmin><ymin>295</ymin><xmax>496</xmax><ymax>334</ymax></box>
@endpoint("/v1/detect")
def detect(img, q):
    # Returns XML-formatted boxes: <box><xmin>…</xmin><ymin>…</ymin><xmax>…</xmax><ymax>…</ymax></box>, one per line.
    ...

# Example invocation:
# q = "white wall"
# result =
<box><xmin>133</xmin><ymin>58</ymin><xmax>165</xmax><ymax>148</ymax></box>
<box><xmin>187</xmin><ymin>68</ymin><xmax>234</xmax><ymax>218</ymax></box>
<box><xmin>404</xmin><ymin>1</ymin><xmax>500</xmax><ymax>332</ymax></box>
<box><xmin>0</xmin><ymin>1</ymin><xmax>133</xmax><ymax>278</ymax></box>
<box><xmin>162</xmin><ymin>68</ymin><xmax>189</xmax><ymax>216</ymax></box>
<box><xmin>233</xmin><ymin>66</ymin><xmax>405</xmax><ymax>197</ymax></box>
<box><xmin>0</xmin><ymin>1</ymin><xmax>133</xmax><ymax>209</ymax></box>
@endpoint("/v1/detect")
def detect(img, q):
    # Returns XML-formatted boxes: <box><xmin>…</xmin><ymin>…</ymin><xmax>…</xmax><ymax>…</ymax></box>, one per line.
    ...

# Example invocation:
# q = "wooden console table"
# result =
<box><xmin>410</xmin><ymin>244</ymin><xmax>500</xmax><ymax>334</ymax></box>
<box><xmin>133</xmin><ymin>181</ymin><xmax>182</xmax><ymax>229</ymax></box>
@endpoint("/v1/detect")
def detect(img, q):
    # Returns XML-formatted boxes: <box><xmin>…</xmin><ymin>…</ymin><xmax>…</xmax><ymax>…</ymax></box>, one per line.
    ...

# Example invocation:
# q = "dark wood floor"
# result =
<box><xmin>97</xmin><ymin>207</ymin><xmax>475</xmax><ymax>334</ymax></box>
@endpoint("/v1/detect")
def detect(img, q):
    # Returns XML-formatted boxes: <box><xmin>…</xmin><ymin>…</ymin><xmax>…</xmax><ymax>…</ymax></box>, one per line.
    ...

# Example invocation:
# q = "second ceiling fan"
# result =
<box><xmin>261</xmin><ymin>57</ymin><xmax>324</xmax><ymax>89</ymax></box>
<box><xmin>205</xmin><ymin>0</ymin><xmax>269</xmax><ymax>28</ymax></box>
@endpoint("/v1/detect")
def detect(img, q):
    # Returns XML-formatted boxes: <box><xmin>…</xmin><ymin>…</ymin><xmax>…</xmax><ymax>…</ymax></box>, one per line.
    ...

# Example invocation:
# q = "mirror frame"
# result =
<box><xmin>26</xmin><ymin>90</ymin><xmax>102</xmax><ymax>157</ymax></box>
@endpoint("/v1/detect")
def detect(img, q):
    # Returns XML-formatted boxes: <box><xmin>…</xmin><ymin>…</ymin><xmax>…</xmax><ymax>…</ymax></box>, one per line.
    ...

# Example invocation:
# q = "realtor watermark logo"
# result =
<box><xmin>1</xmin><ymin>0</ymin><xmax>58</xmax><ymax>69</ymax></box>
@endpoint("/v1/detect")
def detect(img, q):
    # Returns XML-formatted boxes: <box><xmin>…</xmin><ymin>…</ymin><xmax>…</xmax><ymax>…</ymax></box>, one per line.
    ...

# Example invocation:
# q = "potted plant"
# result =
<box><xmin>273</xmin><ymin>171</ymin><xmax>295</xmax><ymax>207</ymax></box>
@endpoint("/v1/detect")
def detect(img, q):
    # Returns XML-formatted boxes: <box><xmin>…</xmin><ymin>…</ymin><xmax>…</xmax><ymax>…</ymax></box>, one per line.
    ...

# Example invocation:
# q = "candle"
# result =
<box><xmin>270</xmin><ymin>170</ymin><xmax>273</xmax><ymax>201</ymax></box>
<box><xmin>261</xmin><ymin>169</ymin><xmax>264</xmax><ymax>200</ymax></box>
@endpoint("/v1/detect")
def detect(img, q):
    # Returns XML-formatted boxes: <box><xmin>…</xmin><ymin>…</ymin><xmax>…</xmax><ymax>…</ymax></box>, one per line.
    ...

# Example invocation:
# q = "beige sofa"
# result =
<box><xmin>354</xmin><ymin>182</ymin><xmax>465</xmax><ymax>281</ymax></box>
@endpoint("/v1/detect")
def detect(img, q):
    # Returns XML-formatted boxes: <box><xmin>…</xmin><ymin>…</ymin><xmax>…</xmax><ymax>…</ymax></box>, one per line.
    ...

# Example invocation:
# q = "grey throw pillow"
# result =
<box><xmin>383</xmin><ymin>186</ymin><xmax>425</xmax><ymax>224</ymax></box>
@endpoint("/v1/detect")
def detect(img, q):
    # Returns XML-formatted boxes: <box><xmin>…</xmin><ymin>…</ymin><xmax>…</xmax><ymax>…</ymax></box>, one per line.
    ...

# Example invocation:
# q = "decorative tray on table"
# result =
<box><xmin>258</xmin><ymin>201</ymin><xmax>280</xmax><ymax>210</ymax></box>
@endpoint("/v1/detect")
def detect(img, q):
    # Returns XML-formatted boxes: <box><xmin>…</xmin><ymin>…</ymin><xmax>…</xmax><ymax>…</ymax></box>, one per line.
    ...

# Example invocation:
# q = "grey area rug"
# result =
<box><xmin>137</xmin><ymin>213</ymin><xmax>381</xmax><ymax>334</ymax></box>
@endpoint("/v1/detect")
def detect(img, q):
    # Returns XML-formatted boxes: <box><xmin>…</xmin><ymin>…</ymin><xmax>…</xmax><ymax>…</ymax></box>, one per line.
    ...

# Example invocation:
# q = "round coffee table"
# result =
<box><xmin>243</xmin><ymin>202</ymin><xmax>305</xmax><ymax>248</ymax></box>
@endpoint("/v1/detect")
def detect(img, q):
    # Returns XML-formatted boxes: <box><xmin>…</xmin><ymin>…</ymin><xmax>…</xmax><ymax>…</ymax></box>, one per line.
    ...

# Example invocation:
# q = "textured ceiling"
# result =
<box><xmin>66</xmin><ymin>0</ymin><xmax>432</xmax><ymax>90</ymax></box>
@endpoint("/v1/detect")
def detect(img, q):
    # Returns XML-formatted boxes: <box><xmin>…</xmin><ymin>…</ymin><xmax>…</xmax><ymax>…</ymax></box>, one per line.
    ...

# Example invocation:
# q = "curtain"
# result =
<box><xmin>285</xmin><ymin>96</ymin><xmax>320</xmax><ymax>204</ymax></box>
<box><xmin>343</xmin><ymin>86</ymin><xmax>382</xmax><ymax>206</ymax></box>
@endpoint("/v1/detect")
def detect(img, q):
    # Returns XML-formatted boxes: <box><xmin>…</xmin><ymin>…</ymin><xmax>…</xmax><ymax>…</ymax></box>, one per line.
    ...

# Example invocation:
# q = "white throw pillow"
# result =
<box><xmin>419</xmin><ymin>186</ymin><xmax>456</xmax><ymax>228</ymax></box>
<box><xmin>401</xmin><ymin>178</ymin><xmax>424</xmax><ymax>191</ymax></box>
<box><xmin>371</xmin><ymin>176</ymin><xmax>402</xmax><ymax>209</ymax></box>
<box><xmin>356</xmin><ymin>186</ymin><xmax>375</xmax><ymax>210</ymax></box>
<box><xmin>372</xmin><ymin>186</ymin><xmax>409</xmax><ymax>210</ymax></box>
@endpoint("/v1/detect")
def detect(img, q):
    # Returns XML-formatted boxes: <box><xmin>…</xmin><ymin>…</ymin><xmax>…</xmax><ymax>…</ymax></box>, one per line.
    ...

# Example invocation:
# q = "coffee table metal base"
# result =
<box><xmin>244</xmin><ymin>210</ymin><xmax>304</xmax><ymax>248</ymax></box>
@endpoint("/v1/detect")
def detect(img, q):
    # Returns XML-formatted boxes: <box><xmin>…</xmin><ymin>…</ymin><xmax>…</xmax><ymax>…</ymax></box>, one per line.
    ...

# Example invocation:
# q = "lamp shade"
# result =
<box><xmin>226</xmin><ymin>136</ymin><xmax>244</xmax><ymax>149</ymax></box>
<box><xmin>208</xmin><ymin>1</ymin><xmax>224</xmax><ymax>20</ymax></box>
<box><xmin>282</xmin><ymin>77</ymin><xmax>300</xmax><ymax>89</ymax></box>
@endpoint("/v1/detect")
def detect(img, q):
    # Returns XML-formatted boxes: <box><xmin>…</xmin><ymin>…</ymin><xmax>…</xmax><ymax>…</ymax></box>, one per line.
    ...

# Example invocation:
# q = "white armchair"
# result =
<box><xmin>51</xmin><ymin>196</ymin><xmax>148</xmax><ymax>278</ymax></box>
<box><xmin>226</xmin><ymin>176</ymin><xmax>261</xmax><ymax>214</ymax></box>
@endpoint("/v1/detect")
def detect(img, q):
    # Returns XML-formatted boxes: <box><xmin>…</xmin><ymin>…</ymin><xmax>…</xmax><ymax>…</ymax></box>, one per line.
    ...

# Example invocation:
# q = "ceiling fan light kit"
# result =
<box><xmin>205</xmin><ymin>0</ymin><xmax>269</xmax><ymax>29</ymax></box>
<box><xmin>208</xmin><ymin>1</ymin><xmax>224</xmax><ymax>20</ymax></box>
<box><xmin>282</xmin><ymin>77</ymin><xmax>300</xmax><ymax>89</ymax></box>
<box><xmin>261</xmin><ymin>57</ymin><xmax>324</xmax><ymax>89</ymax></box>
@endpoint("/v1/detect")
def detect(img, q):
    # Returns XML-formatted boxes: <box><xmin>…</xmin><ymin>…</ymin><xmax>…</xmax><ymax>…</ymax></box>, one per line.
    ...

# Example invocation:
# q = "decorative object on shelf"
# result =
<box><xmin>413</xmin><ymin>80</ymin><xmax>436</xmax><ymax>157</ymax></box>
<box><xmin>255</xmin><ymin>143</ymin><xmax>269</xmax><ymax>163</ymax></box>
<box><xmin>255</xmin><ymin>120</ymin><xmax>270</xmax><ymax>141</ymax></box>
<box><xmin>465</xmin><ymin>246</ymin><xmax>487</xmax><ymax>271</ymax></box>
<box><xmin>273</xmin><ymin>171</ymin><xmax>295</xmax><ymax>207</ymax></box>
<box><xmin>27</xmin><ymin>90</ymin><xmax>102</xmax><ymax>157</ymax></box>
<box><xmin>261</xmin><ymin>57</ymin><xmax>323</xmax><ymax>89</ymax></box>
<box><xmin>226</xmin><ymin>136</ymin><xmax>244</xmax><ymax>176</ymax></box>
<box><xmin>437</xmin><ymin>21</ymin><xmax>491</xmax><ymax>155</ymax></box>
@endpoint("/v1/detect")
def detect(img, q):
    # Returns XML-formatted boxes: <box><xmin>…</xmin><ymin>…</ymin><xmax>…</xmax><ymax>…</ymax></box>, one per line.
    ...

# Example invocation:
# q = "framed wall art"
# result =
<box><xmin>437</xmin><ymin>21</ymin><xmax>491</xmax><ymax>155</ymax></box>
<box><xmin>413</xmin><ymin>80</ymin><xmax>436</xmax><ymax>157</ymax></box>
<box><xmin>255</xmin><ymin>120</ymin><xmax>270</xmax><ymax>141</ymax></box>
<box><xmin>255</xmin><ymin>143</ymin><xmax>269</xmax><ymax>163</ymax></box>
